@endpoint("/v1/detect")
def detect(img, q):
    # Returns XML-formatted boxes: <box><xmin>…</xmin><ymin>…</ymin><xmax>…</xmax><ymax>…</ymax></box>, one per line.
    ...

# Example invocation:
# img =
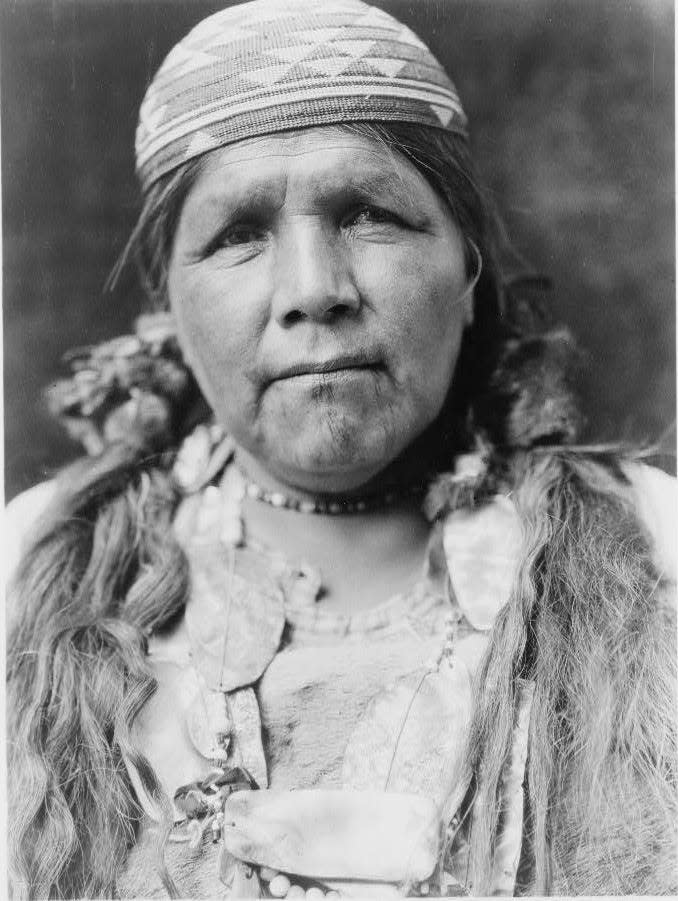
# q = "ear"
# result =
<box><xmin>462</xmin><ymin>285</ymin><xmax>475</xmax><ymax>329</ymax></box>
<box><xmin>462</xmin><ymin>241</ymin><xmax>482</xmax><ymax>328</ymax></box>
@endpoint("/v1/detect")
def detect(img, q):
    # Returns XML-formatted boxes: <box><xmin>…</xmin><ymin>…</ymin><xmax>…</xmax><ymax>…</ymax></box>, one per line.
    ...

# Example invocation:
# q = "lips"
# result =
<box><xmin>274</xmin><ymin>353</ymin><xmax>382</xmax><ymax>381</ymax></box>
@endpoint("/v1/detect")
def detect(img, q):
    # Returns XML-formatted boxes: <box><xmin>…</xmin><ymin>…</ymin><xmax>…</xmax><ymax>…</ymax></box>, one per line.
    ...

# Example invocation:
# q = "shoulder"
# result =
<box><xmin>439</xmin><ymin>461</ymin><xmax>676</xmax><ymax>626</ymax></box>
<box><xmin>622</xmin><ymin>462</ymin><xmax>677</xmax><ymax>583</ymax></box>
<box><xmin>4</xmin><ymin>480</ymin><xmax>58</xmax><ymax>584</ymax></box>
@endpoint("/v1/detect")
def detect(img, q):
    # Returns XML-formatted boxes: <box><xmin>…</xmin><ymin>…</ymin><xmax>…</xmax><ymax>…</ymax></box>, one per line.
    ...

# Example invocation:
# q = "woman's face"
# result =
<box><xmin>168</xmin><ymin>127</ymin><xmax>474</xmax><ymax>493</ymax></box>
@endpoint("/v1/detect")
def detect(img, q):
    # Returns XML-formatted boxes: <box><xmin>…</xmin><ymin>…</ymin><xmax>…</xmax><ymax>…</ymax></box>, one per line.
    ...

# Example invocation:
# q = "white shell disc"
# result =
<box><xmin>185</xmin><ymin>544</ymin><xmax>285</xmax><ymax>692</ymax></box>
<box><xmin>222</xmin><ymin>788</ymin><xmax>440</xmax><ymax>882</ymax></box>
<box><xmin>342</xmin><ymin>659</ymin><xmax>474</xmax><ymax>815</ymax></box>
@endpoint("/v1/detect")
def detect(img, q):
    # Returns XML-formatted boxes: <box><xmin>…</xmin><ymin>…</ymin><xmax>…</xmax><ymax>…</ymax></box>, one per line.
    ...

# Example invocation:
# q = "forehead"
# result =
<box><xmin>182</xmin><ymin>126</ymin><xmax>445</xmax><ymax>212</ymax></box>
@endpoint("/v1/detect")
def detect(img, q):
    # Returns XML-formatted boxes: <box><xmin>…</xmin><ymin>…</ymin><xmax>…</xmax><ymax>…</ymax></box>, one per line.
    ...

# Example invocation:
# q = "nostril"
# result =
<box><xmin>281</xmin><ymin>302</ymin><xmax>354</xmax><ymax>326</ymax></box>
<box><xmin>283</xmin><ymin>309</ymin><xmax>305</xmax><ymax>326</ymax></box>
<box><xmin>326</xmin><ymin>302</ymin><xmax>353</xmax><ymax>319</ymax></box>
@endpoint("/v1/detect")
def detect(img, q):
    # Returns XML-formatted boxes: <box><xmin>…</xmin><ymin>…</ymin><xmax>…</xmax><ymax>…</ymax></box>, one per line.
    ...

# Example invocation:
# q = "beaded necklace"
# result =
<box><xmin>236</xmin><ymin>465</ymin><xmax>428</xmax><ymax>516</ymax></box>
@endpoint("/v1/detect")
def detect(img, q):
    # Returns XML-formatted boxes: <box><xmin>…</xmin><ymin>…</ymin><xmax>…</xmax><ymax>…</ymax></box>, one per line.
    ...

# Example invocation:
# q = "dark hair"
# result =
<box><xmin>7</xmin><ymin>122</ymin><xmax>676</xmax><ymax>898</ymax></box>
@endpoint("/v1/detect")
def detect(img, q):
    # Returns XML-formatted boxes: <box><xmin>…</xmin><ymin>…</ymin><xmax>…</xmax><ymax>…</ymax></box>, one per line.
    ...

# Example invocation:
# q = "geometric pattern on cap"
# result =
<box><xmin>136</xmin><ymin>0</ymin><xmax>467</xmax><ymax>192</ymax></box>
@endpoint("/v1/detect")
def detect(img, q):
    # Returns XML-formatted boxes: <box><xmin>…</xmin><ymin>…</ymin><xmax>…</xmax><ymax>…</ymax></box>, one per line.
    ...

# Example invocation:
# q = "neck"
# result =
<box><xmin>231</xmin><ymin>444</ymin><xmax>438</xmax><ymax>615</ymax></box>
<box><xmin>241</xmin><ymin>490</ymin><xmax>432</xmax><ymax>617</ymax></box>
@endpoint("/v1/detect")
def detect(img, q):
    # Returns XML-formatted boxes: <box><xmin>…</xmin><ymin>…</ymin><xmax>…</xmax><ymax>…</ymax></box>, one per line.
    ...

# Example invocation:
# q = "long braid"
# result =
<box><xmin>463</xmin><ymin>449</ymin><xmax>677</xmax><ymax>895</ymax></box>
<box><xmin>533</xmin><ymin>453</ymin><xmax>675</xmax><ymax>894</ymax></box>
<box><xmin>7</xmin><ymin>443</ymin><xmax>189</xmax><ymax>898</ymax></box>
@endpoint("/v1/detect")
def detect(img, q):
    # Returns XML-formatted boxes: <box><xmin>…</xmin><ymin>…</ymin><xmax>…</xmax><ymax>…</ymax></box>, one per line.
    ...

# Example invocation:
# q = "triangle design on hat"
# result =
<box><xmin>363</xmin><ymin>56</ymin><xmax>407</xmax><ymax>79</ymax></box>
<box><xmin>332</xmin><ymin>39</ymin><xmax>376</xmax><ymax>60</ymax></box>
<box><xmin>273</xmin><ymin>43</ymin><xmax>316</xmax><ymax>65</ymax></box>
<box><xmin>306</xmin><ymin>56</ymin><xmax>353</xmax><ymax>79</ymax></box>
<box><xmin>430</xmin><ymin>103</ymin><xmax>455</xmax><ymax>126</ymax></box>
<box><xmin>339</xmin><ymin>59</ymin><xmax>389</xmax><ymax>79</ymax></box>
<box><xmin>277</xmin><ymin>61</ymin><xmax>333</xmax><ymax>84</ymax></box>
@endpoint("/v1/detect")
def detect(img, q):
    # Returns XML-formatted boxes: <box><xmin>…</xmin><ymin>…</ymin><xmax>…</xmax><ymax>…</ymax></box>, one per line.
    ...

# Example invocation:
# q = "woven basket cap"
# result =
<box><xmin>135</xmin><ymin>0</ymin><xmax>467</xmax><ymax>192</ymax></box>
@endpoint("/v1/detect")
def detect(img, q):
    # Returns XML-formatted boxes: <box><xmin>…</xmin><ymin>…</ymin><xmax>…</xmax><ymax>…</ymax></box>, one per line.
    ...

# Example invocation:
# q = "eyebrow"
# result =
<box><xmin>333</xmin><ymin>169</ymin><xmax>424</xmax><ymax>207</ymax></box>
<box><xmin>197</xmin><ymin>164</ymin><xmax>429</xmax><ymax>221</ymax></box>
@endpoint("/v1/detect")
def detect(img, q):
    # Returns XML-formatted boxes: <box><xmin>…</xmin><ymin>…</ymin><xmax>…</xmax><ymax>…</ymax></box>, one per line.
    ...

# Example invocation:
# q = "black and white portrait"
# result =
<box><xmin>3</xmin><ymin>1</ymin><xmax>675</xmax><ymax>898</ymax></box>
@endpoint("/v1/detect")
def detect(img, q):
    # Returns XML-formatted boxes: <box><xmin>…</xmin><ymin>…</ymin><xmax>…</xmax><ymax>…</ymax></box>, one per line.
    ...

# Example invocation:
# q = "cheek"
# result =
<box><xmin>358</xmin><ymin>248</ymin><xmax>467</xmax><ymax>393</ymax></box>
<box><xmin>168</xmin><ymin>271</ymin><xmax>261</xmax><ymax>411</ymax></box>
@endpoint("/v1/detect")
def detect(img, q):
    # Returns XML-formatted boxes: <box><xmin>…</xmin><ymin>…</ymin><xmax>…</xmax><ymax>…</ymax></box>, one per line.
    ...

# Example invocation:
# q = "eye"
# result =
<box><xmin>203</xmin><ymin>222</ymin><xmax>268</xmax><ymax>258</ymax></box>
<box><xmin>343</xmin><ymin>204</ymin><xmax>405</xmax><ymax>230</ymax></box>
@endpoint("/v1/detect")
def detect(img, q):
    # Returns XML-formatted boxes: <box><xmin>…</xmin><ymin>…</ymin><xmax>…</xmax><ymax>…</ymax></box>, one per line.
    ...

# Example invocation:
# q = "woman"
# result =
<box><xmin>6</xmin><ymin>0</ymin><xmax>676</xmax><ymax>898</ymax></box>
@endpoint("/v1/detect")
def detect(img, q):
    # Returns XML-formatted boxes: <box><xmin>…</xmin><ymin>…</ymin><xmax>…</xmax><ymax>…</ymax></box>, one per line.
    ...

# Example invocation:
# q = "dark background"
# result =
<box><xmin>2</xmin><ymin>0</ymin><xmax>675</xmax><ymax>501</ymax></box>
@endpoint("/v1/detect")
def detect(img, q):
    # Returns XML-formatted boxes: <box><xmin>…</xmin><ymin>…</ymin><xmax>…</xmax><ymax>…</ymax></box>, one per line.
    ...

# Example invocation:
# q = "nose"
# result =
<box><xmin>272</xmin><ymin>221</ymin><xmax>360</xmax><ymax>326</ymax></box>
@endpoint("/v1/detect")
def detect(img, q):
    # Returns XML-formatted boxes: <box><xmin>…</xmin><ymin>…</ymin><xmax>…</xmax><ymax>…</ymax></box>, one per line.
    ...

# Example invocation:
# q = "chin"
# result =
<box><xmin>267</xmin><ymin>420</ymin><xmax>412</xmax><ymax>493</ymax></box>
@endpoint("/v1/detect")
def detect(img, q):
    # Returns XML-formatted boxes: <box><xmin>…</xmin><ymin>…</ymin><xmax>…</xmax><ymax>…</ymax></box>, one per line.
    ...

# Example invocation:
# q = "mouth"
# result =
<box><xmin>274</xmin><ymin>354</ymin><xmax>383</xmax><ymax>381</ymax></box>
